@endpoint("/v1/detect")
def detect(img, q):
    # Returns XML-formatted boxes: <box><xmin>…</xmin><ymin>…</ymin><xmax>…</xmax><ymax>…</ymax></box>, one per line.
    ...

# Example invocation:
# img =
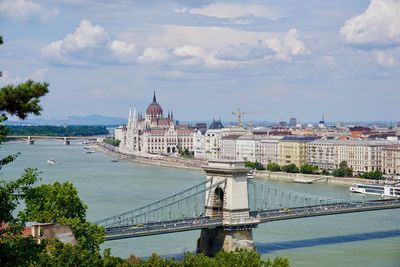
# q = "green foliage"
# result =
<box><xmin>8</xmin><ymin>125</ymin><xmax>109</xmax><ymax>137</ymax></box>
<box><xmin>245</xmin><ymin>161</ymin><xmax>266</xmax><ymax>171</ymax></box>
<box><xmin>0</xmin><ymin>80</ymin><xmax>49</xmax><ymax>120</ymax></box>
<box><xmin>0</xmin><ymin>169</ymin><xmax>40</xmax><ymax>231</ymax></box>
<box><xmin>266</xmin><ymin>162</ymin><xmax>281</xmax><ymax>172</ymax></box>
<box><xmin>117</xmin><ymin>249</ymin><xmax>290</xmax><ymax>267</ymax></box>
<box><xmin>332</xmin><ymin>161</ymin><xmax>353</xmax><ymax>177</ymax></box>
<box><xmin>178</xmin><ymin>148</ymin><xmax>194</xmax><ymax>158</ymax></box>
<box><xmin>321</xmin><ymin>169</ymin><xmax>330</xmax><ymax>175</ymax></box>
<box><xmin>104</xmin><ymin>137</ymin><xmax>121</xmax><ymax>147</ymax></box>
<box><xmin>0</xmin><ymin>169</ymin><xmax>42</xmax><ymax>266</ymax></box>
<box><xmin>281</xmin><ymin>164</ymin><xmax>299</xmax><ymax>173</ymax></box>
<box><xmin>299</xmin><ymin>164</ymin><xmax>319</xmax><ymax>174</ymax></box>
<box><xmin>360</xmin><ymin>170</ymin><xmax>383</xmax><ymax>179</ymax></box>
<box><xmin>22</xmin><ymin>181</ymin><xmax>87</xmax><ymax>223</ymax></box>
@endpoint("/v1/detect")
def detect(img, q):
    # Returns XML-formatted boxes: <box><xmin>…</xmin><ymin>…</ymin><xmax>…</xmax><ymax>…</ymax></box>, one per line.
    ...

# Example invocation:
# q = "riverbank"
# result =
<box><xmin>94</xmin><ymin>143</ymin><xmax>374</xmax><ymax>186</ymax></box>
<box><xmin>93</xmin><ymin>143</ymin><xmax>205</xmax><ymax>171</ymax></box>
<box><xmin>254</xmin><ymin>170</ymin><xmax>369</xmax><ymax>186</ymax></box>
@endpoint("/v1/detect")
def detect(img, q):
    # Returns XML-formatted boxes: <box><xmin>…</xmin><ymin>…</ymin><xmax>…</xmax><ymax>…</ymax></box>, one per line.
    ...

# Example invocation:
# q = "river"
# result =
<box><xmin>1</xmin><ymin>141</ymin><xmax>399</xmax><ymax>267</ymax></box>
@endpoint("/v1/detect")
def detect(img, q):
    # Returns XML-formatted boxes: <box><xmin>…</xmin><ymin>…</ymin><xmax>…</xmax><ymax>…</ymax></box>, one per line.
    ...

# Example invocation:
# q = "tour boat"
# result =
<box><xmin>350</xmin><ymin>183</ymin><xmax>400</xmax><ymax>197</ymax></box>
<box><xmin>111</xmin><ymin>159</ymin><xmax>118</xmax><ymax>162</ymax></box>
<box><xmin>47</xmin><ymin>158</ymin><xmax>57</xmax><ymax>165</ymax></box>
<box><xmin>247</xmin><ymin>170</ymin><xmax>254</xmax><ymax>179</ymax></box>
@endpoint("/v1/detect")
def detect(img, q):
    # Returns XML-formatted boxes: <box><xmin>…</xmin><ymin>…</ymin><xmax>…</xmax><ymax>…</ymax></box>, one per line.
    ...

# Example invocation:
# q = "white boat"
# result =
<box><xmin>350</xmin><ymin>183</ymin><xmax>400</xmax><ymax>197</ymax></box>
<box><xmin>83</xmin><ymin>147</ymin><xmax>96</xmax><ymax>153</ymax></box>
<box><xmin>47</xmin><ymin>158</ymin><xmax>57</xmax><ymax>165</ymax></box>
<box><xmin>247</xmin><ymin>170</ymin><xmax>254</xmax><ymax>179</ymax></box>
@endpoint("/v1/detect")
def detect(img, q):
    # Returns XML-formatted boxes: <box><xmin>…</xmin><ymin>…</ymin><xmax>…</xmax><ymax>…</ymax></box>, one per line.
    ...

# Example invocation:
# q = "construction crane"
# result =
<box><xmin>231</xmin><ymin>108</ymin><xmax>246</xmax><ymax>127</ymax></box>
<box><xmin>231</xmin><ymin>108</ymin><xmax>268</xmax><ymax>127</ymax></box>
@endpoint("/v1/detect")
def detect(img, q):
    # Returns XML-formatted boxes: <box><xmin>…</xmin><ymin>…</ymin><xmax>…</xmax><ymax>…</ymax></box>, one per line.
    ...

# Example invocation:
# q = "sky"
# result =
<box><xmin>1</xmin><ymin>0</ymin><xmax>399</xmax><ymax>123</ymax></box>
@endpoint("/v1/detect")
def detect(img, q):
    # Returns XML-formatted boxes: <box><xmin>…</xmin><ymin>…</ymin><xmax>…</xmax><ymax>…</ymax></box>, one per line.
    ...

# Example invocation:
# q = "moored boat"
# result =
<box><xmin>350</xmin><ymin>183</ymin><xmax>400</xmax><ymax>197</ymax></box>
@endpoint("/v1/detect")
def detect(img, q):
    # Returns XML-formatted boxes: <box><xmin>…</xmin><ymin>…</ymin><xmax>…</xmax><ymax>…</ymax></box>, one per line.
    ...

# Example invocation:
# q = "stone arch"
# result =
<box><xmin>213</xmin><ymin>187</ymin><xmax>224</xmax><ymax>212</ymax></box>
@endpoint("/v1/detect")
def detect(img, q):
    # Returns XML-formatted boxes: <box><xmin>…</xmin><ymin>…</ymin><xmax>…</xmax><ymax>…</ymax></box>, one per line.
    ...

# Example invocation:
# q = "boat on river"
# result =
<box><xmin>47</xmin><ymin>158</ymin><xmax>57</xmax><ymax>165</ymax></box>
<box><xmin>350</xmin><ymin>183</ymin><xmax>400</xmax><ymax>197</ymax></box>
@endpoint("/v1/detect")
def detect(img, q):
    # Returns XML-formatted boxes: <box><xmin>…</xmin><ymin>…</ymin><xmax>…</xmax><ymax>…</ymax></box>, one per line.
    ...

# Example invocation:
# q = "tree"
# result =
<box><xmin>245</xmin><ymin>161</ymin><xmax>266</xmax><ymax>170</ymax></box>
<box><xmin>282</xmin><ymin>164</ymin><xmax>299</xmax><ymax>173</ymax></box>
<box><xmin>360</xmin><ymin>170</ymin><xmax>383</xmax><ymax>180</ymax></box>
<box><xmin>267</xmin><ymin>162</ymin><xmax>281</xmax><ymax>172</ymax></box>
<box><xmin>332</xmin><ymin>161</ymin><xmax>353</xmax><ymax>177</ymax></box>
<box><xmin>300</xmin><ymin>164</ymin><xmax>318</xmax><ymax>174</ymax></box>
<box><xmin>22</xmin><ymin>182</ymin><xmax>87</xmax><ymax>222</ymax></box>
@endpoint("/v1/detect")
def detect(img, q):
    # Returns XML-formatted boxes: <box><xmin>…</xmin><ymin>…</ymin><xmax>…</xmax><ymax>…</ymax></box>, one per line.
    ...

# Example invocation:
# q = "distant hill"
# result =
<box><xmin>6</xmin><ymin>114</ymin><xmax>127</xmax><ymax>126</ymax></box>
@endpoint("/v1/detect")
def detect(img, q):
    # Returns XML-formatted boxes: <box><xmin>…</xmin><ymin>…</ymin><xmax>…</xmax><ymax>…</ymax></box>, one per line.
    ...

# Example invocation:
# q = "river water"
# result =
<box><xmin>1</xmin><ymin>141</ymin><xmax>399</xmax><ymax>267</ymax></box>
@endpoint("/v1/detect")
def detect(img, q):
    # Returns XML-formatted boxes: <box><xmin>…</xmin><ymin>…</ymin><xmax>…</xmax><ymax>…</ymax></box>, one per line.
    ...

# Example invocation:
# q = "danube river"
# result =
<box><xmin>1</xmin><ymin>141</ymin><xmax>399</xmax><ymax>267</ymax></box>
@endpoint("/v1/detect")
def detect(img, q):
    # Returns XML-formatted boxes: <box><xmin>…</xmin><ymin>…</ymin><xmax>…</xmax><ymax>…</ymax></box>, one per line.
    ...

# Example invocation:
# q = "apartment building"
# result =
<box><xmin>307</xmin><ymin>139</ymin><xmax>340</xmax><ymax>170</ymax></box>
<box><xmin>336</xmin><ymin>140</ymin><xmax>393</xmax><ymax>173</ymax></box>
<box><xmin>260</xmin><ymin>137</ymin><xmax>282</xmax><ymax>164</ymax></box>
<box><xmin>382</xmin><ymin>144</ymin><xmax>400</xmax><ymax>175</ymax></box>
<box><xmin>278</xmin><ymin>136</ymin><xmax>318</xmax><ymax>166</ymax></box>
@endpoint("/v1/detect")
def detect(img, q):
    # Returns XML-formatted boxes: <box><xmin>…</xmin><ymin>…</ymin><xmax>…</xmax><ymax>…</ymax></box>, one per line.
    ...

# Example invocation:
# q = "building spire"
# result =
<box><xmin>153</xmin><ymin>90</ymin><xmax>156</xmax><ymax>102</ymax></box>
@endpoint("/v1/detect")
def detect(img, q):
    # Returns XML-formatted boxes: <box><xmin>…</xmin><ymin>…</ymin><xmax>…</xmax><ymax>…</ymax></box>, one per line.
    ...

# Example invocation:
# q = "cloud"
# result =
<box><xmin>109</xmin><ymin>40</ymin><xmax>136</xmax><ymax>57</ymax></box>
<box><xmin>376</xmin><ymin>51</ymin><xmax>397</xmax><ymax>66</ymax></box>
<box><xmin>215</xmin><ymin>41</ymin><xmax>270</xmax><ymax>61</ymax></box>
<box><xmin>340</xmin><ymin>0</ymin><xmax>400</xmax><ymax>46</ymax></box>
<box><xmin>264</xmin><ymin>29</ymin><xmax>310</xmax><ymax>61</ymax></box>
<box><xmin>0</xmin><ymin>68</ymin><xmax>48</xmax><ymax>87</ymax></box>
<box><xmin>185</xmin><ymin>3</ymin><xmax>278</xmax><ymax>22</ymax></box>
<box><xmin>138</xmin><ymin>47</ymin><xmax>169</xmax><ymax>63</ymax></box>
<box><xmin>41</xmin><ymin>20</ymin><xmax>136</xmax><ymax>65</ymax></box>
<box><xmin>0</xmin><ymin>0</ymin><xmax>58</xmax><ymax>22</ymax></box>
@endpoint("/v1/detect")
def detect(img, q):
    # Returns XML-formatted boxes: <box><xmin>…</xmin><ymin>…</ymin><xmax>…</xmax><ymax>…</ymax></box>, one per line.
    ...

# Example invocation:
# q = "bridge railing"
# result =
<box><xmin>248</xmin><ymin>180</ymin><xmax>351</xmax><ymax>212</ymax></box>
<box><xmin>96</xmin><ymin>178</ymin><xmax>227</xmax><ymax>229</ymax></box>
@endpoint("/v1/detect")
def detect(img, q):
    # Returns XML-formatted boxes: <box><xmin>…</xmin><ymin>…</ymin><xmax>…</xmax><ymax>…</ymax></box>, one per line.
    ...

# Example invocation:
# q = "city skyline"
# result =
<box><xmin>1</xmin><ymin>0</ymin><xmax>399</xmax><ymax>122</ymax></box>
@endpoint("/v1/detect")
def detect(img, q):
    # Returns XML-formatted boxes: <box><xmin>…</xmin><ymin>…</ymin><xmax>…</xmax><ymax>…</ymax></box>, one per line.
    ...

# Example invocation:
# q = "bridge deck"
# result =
<box><xmin>104</xmin><ymin>199</ymin><xmax>400</xmax><ymax>241</ymax></box>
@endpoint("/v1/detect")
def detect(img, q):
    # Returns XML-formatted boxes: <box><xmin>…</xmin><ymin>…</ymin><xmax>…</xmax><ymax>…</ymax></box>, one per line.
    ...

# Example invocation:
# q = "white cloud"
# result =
<box><xmin>264</xmin><ymin>29</ymin><xmax>310</xmax><ymax>61</ymax></box>
<box><xmin>42</xmin><ymin>20</ymin><xmax>131</xmax><ymax>65</ymax></box>
<box><xmin>215</xmin><ymin>42</ymin><xmax>270</xmax><ymax>61</ymax></box>
<box><xmin>144</xmin><ymin>25</ymin><xmax>279</xmax><ymax>49</ymax></box>
<box><xmin>0</xmin><ymin>71</ymin><xmax>22</xmax><ymax>86</ymax></box>
<box><xmin>42</xmin><ymin>20</ymin><xmax>108</xmax><ymax>59</ymax></box>
<box><xmin>0</xmin><ymin>0</ymin><xmax>58</xmax><ymax>22</ymax></box>
<box><xmin>138</xmin><ymin>47</ymin><xmax>169</xmax><ymax>63</ymax></box>
<box><xmin>109</xmin><ymin>40</ymin><xmax>136</xmax><ymax>57</ymax></box>
<box><xmin>60</xmin><ymin>20</ymin><xmax>109</xmax><ymax>52</ymax></box>
<box><xmin>187</xmin><ymin>3</ymin><xmax>278</xmax><ymax>20</ymax></box>
<box><xmin>340</xmin><ymin>0</ymin><xmax>400</xmax><ymax>46</ymax></box>
<box><xmin>27</xmin><ymin>67</ymin><xmax>49</xmax><ymax>81</ymax></box>
<box><xmin>0</xmin><ymin>68</ymin><xmax>48</xmax><ymax>87</ymax></box>
<box><xmin>376</xmin><ymin>51</ymin><xmax>396</xmax><ymax>66</ymax></box>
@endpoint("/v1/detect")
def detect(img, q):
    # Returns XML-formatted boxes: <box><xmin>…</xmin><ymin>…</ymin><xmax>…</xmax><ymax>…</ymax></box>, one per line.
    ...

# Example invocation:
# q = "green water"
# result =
<box><xmin>1</xmin><ymin>141</ymin><xmax>399</xmax><ymax>266</ymax></box>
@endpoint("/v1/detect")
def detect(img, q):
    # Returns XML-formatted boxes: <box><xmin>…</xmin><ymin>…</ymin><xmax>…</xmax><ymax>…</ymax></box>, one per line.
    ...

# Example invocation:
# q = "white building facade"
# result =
<box><xmin>336</xmin><ymin>140</ymin><xmax>393</xmax><ymax>173</ymax></box>
<box><xmin>307</xmin><ymin>139</ymin><xmax>339</xmax><ymax>170</ymax></box>
<box><xmin>115</xmin><ymin>93</ymin><xmax>195</xmax><ymax>155</ymax></box>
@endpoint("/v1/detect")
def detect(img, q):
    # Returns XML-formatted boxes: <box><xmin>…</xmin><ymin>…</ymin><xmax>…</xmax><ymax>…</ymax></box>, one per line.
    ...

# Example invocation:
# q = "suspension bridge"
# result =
<box><xmin>95</xmin><ymin>160</ymin><xmax>400</xmax><ymax>255</ymax></box>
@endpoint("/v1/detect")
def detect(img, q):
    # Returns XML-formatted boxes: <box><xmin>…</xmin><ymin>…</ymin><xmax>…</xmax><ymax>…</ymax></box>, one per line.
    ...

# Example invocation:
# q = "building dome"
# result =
<box><xmin>146</xmin><ymin>92</ymin><xmax>163</xmax><ymax>117</ymax></box>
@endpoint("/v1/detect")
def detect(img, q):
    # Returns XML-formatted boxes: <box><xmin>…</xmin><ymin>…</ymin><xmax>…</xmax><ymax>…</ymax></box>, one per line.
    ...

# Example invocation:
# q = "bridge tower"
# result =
<box><xmin>197</xmin><ymin>160</ymin><xmax>259</xmax><ymax>256</ymax></box>
<box><xmin>63</xmin><ymin>137</ymin><xmax>70</xmax><ymax>145</ymax></box>
<box><xmin>27</xmin><ymin>136</ymin><xmax>34</xmax><ymax>145</ymax></box>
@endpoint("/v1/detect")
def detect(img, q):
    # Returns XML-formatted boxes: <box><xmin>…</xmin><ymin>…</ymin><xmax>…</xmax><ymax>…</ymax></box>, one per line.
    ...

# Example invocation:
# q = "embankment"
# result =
<box><xmin>94</xmin><ymin>143</ymin><xmax>205</xmax><ymax>171</ymax></box>
<box><xmin>254</xmin><ymin>171</ymin><xmax>368</xmax><ymax>186</ymax></box>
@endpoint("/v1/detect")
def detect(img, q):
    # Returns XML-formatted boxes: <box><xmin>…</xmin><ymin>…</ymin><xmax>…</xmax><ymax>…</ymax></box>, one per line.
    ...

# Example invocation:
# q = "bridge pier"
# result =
<box><xmin>63</xmin><ymin>137</ymin><xmax>70</xmax><ymax>145</ymax></box>
<box><xmin>27</xmin><ymin>136</ymin><xmax>34</xmax><ymax>145</ymax></box>
<box><xmin>197</xmin><ymin>160</ymin><xmax>258</xmax><ymax>256</ymax></box>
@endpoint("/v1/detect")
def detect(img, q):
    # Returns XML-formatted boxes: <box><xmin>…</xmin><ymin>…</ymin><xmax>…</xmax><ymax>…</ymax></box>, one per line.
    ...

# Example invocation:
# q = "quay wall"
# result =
<box><xmin>254</xmin><ymin>171</ymin><xmax>368</xmax><ymax>186</ymax></box>
<box><xmin>94</xmin><ymin>143</ymin><xmax>204</xmax><ymax>171</ymax></box>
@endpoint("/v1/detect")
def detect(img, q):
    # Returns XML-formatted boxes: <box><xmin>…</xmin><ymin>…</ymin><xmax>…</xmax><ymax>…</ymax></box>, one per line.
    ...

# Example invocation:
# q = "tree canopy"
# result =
<box><xmin>332</xmin><ymin>161</ymin><xmax>353</xmax><ymax>177</ymax></box>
